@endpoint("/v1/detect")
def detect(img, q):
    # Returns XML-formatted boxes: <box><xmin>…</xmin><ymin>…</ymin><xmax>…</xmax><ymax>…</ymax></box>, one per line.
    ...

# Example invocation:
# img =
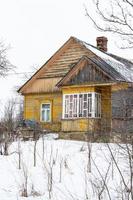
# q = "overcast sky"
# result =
<box><xmin>0</xmin><ymin>0</ymin><xmax>132</xmax><ymax>114</ymax></box>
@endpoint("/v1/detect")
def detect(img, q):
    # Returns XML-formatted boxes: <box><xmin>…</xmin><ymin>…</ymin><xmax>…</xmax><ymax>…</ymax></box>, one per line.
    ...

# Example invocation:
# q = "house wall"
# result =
<box><xmin>112</xmin><ymin>87</ymin><xmax>133</xmax><ymax>133</ymax></box>
<box><xmin>112</xmin><ymin>82</ymin><xmax>128</xmax><ymax>92</ymax></box>
<box><xmin>62</xmin><ymin>85</ymin><xmax>95</xmax><ymax>94</ymax></box>
<box><xmin>61</xmin><ymin>118</ymin><xmax>101</xmax><ymax>133</ymax></box>
<box><xmin>61</xmin><ymin>85</ymin><xmax>111</xmax><ymax>133</ymax></box>
<box><xmin>23</xmin><ymin>84</ymin><xmax>112</xmax><ymax>134</ymax></box>
<box><xmin>24</xmin><ymin>92</ymin><xmax>62</xmax><ymax>132</ymax></box>
<box><xmin>22</xmin><ymin>77</ymin><xmax>61</xmax><ymax>94</ymax></box>
<box><xmin>100</xmin><ymin>86</ymin><xmax>112</xmax><ymax>133</ymax></box>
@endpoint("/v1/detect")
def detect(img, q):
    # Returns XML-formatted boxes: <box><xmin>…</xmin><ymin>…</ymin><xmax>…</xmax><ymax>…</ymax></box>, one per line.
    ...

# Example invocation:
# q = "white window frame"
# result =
<box><xmin>62</xmin><ymin>92</ymin><xmax>101</xmax><ymax>119</ymax></box>
<box><xmin>40</xmin><ymin>103</ymin><xmax>51</xmax><ymax>122</ymax></box>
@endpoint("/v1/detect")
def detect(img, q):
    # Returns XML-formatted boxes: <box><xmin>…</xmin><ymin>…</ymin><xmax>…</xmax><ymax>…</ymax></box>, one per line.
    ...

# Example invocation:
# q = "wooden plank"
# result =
<box><xmin>23</xmin><ymin>78</ymin><xmax>62</xmax><ymax>94</ymax></box>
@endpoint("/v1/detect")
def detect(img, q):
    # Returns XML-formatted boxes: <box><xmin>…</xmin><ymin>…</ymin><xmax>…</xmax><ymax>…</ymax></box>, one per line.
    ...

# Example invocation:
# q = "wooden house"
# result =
<box><xmin>18</xmin><ymin>36</ymin><xmax>133</xmax><ymax>137</ymax></box>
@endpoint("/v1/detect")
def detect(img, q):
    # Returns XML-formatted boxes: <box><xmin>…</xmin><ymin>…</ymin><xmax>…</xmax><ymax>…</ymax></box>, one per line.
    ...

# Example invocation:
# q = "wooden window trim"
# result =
<box><xmin>40</xmin><ymin>103</ymin><xmax>51</xmax><ymax>122</ymax></box>
<box><xmin>63</xmin><ymin>92</ymin><xmax>101</xmax><ymax>119</ymax></box>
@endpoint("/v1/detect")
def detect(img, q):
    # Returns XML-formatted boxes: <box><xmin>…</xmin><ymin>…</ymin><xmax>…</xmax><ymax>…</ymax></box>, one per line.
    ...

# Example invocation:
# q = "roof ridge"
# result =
<box><xmin>108</xmin><ymin>53</ymin><xmax>133</xmax><ymax>65</ymax></box>
<box><xmin>73</xmin><ymin>37</ymin><xmax>133</xmax><ymax>68</ymax></box>
<box><xmin>74</xmin><ymin>38</ymin><xmax>133</xmax><ymax>82</ymax></box>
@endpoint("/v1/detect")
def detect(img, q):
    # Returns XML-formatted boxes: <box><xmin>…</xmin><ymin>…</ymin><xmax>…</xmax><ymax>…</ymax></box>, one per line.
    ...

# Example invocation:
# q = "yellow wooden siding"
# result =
<box><xmin>24</xmin><ymin>84</ymin><xmax>112</xmax><ymax>133</ymax></box>
<box><xmin>24</xmin><ymin>93</ymin><xmax>62</xmax><ymax>131</ymax></box>
<box><xmin>100</xmin><ymin>86</ymin><xmax>111</xmax><ymax>133</ymax></box>
<box><xmin>112</xmin><ymin>82</ymin><xmax>129</xmax><ymax>91</ymax></box>
<box><xmin>22</xmin><ymin>77</ymin><xmax>62</xmax><ymax>94</ymax></box>
<box><xmin>61</xmin><ymin>119</ymin><xmax>101</xmax><ymax>132</ymax></box>
<box><xmin>62</xmin><ymin>85</ymin><xmax>95</xmax><ymax>94</ymax></box>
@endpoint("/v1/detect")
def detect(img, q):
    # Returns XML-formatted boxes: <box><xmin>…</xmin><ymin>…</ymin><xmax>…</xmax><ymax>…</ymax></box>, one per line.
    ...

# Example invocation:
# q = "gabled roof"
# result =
<box><xmin>108</xmin><ymin>53</ymin><xmax>133</xmax><ymax>71</ymax></box>
<box><xmin>91</xmin><ymin>57</ymin><xmax>127</xmax><ymax>82</ymax></box>
<box><xmin>18</xmin><ymin>36</ymin><xmax>133</xmax><ymax>93</ymax></box>
<box><xmin>57</xmin><ymin>56</ymin><xmax>120</xmax><ymax>87</ymax></box>
<box><xmin>74</xmin><ymin>37</ymin><xmax>133</xmax><ymax>82</ymax></box>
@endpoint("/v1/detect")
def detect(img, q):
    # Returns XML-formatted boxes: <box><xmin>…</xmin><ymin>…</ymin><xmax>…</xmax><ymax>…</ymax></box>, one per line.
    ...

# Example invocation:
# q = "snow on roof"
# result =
<box><xmin>78</xmin><ymin>39</ymin><xmax>133</xmax><ymax>82</ymax></box>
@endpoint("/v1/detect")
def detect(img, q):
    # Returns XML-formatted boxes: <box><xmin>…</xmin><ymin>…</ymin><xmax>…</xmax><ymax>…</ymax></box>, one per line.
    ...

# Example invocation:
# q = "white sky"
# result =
<box><xmin>0</xmin><ymin>0</ymin><xmax>132</xmax><ymax>113</ymax></box>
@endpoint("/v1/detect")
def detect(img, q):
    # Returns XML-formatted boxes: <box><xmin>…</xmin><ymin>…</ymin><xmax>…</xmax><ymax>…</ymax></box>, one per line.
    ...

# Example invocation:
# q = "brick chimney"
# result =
<box><xmin>96</xmin><ymin>36</ymin><xmax>108</xmax><ymax>52</ymax></box>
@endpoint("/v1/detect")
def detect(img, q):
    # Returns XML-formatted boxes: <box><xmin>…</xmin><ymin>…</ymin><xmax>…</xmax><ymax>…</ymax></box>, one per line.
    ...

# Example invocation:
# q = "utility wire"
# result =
<box><xmin>7</xmin><ymin>71</ymin><xmax>34</xmax><ymax>75</ymax></box>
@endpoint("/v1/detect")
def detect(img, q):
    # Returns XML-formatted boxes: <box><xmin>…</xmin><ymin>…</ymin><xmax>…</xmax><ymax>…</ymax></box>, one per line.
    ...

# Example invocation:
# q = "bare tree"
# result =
<box><xmin>18</xmin><ymin>138</ymin><xmax>21</xmax><ymax>169</ymax></box>
<box><xmin>0</xmin><ymin>123</ymin><xmax>7</xmax><ymax>155</ymax></box>
<box><xmin>20</xmin><ymin>163</ymin><xmax>29</xmax><ymax>197</ymax></box>
<box><xmin>33</xmin><ymin>122</ymin><xmax>42</xmax><ymax>167</ymax></box>
<box><xmin>59</xmin><ymin>157</ymin><xmax>63</xmax><ymax>183</ymax></box>
<box><xmin>42</xmin><ymin>135</ymin><xmax>45</xmax><ymax>161</ymax></box>
<box><xmin>41</xmin><ymin>146</ymin><xmax>58</xmax><ymax>199</ymax></box>
<box><xmin>3</xmin><ymin>98</ymin><xmax>16</xmax><ymax>132</ymax></box>
<box><xmin>16</xmin><ymin>99</ymin><xmax>24</xmax><ymax>128</ymax></box>
<box><xmin>85</xmin><ymin>0</ymin><xmax>133</xmax><ymax>48</ymax></box>
<box><xmin>0</xmin><ymin>98</ymin><xmax>16</xmax><ymax>155</ymax></box>
<box><xmin>0</xmin><ymin>42</ymin><xmax>13</xmax><ymax>76</ymax></box>
<box><xmin>33</xmin><ymin>139</ymin><xmax>37</xmax><ymax>167</ymax></box>
<box><xmin>47</xmin><ymin>148</ymin><xmax>58</xmax><ymax>199</ymax></box>
<box><xmin>106</xmin><ymin>142</ymin><xmax>133</xmax><ymax>199</ymax></box>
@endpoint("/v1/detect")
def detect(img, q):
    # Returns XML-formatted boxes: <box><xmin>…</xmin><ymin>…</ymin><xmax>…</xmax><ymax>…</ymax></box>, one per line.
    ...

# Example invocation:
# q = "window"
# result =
<box><xmin>63</xmin><ymin>92</ymin><xmax>101</xmax><ymax>119</ymax></box>
<box><xmin>41</xmin><ymin>103</ymin><xmax>51</xmax><ymax>122</ymax></box>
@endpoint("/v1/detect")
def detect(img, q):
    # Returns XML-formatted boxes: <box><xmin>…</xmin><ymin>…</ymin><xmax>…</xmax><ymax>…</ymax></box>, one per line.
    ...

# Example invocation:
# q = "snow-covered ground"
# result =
<box><xmin>0</xmin><ymin>134</ymin><xmax>132</xmax><ymax>200</ymax></box>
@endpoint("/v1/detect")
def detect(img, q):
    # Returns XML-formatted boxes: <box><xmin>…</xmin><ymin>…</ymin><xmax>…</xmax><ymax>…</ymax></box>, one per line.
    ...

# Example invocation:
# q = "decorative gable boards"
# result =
<box><xmin>57</xmin><ymin>56</ymin><xmax>114</xmax><ymax>87</ymax></box>
<box><xmin>19</xmin><ymin>37</ymin><xmax>95</xmax><ymax>94</ymax></box>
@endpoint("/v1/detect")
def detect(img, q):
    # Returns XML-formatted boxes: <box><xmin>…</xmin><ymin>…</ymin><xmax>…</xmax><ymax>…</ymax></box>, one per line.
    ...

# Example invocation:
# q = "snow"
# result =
<box><xmin>82</xmin><ymin>42</ymin><xmax>133</xmax><ymax>82</ymax></box>
<box><xmin>0</xmin><ymin>135</ymin><xmax>132</xmax><ymax>200</ymax></box>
